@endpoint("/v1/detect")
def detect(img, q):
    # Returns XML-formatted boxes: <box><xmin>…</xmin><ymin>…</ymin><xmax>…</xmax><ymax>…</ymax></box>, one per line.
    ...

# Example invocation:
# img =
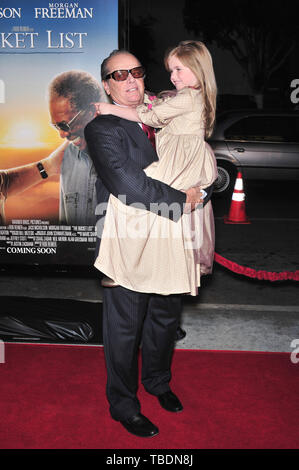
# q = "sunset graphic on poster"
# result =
<box><xmin>0</xmin><ymin>107</ymin><xmax>62</xmax><ymax>221</ymax></box>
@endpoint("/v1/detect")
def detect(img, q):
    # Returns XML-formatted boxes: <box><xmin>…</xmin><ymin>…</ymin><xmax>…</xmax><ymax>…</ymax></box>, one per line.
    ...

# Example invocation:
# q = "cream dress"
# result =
<box><xmin>94</xmin><ymin>87</ymin><xmax>218</xmax><ymax>296</ymax></box>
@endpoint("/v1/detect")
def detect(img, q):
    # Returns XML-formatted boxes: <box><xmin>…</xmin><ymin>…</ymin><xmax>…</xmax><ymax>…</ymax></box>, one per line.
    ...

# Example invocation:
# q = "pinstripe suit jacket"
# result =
<box><xmin>84</xmin><ymin>114</ymin><xmax>187</xmax><ymax>256</ymax></box>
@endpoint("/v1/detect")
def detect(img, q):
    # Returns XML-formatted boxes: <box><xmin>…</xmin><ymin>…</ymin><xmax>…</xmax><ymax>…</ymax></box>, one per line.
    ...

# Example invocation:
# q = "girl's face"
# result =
<box><xmin>168</xmin><ymin>55</ymin><xmax>198</xmax><ymax>91</ymax></box>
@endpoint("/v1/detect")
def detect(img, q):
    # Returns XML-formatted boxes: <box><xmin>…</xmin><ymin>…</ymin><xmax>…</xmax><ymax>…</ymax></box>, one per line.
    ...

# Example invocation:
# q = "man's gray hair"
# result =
<box><xmin>101</xmin><ymin>49</ymin><xmax>140</xmax><ymax>81</ymax></box>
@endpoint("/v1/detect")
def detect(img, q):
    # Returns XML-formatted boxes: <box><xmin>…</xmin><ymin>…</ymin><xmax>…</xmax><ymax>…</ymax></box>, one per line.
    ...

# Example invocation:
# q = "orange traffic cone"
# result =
<box><xmin>224</xmin><ymin>171</ymin><xmax>250</xmax><ymax>224</ymax></box>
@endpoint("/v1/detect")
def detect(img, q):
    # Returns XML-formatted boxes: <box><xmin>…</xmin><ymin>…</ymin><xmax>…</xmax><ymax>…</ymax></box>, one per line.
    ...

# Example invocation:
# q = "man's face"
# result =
<box><xmin>102</xmin><ymin>53</ymin><xmax>145</xmax><ymax>107</ymax></box>
<box><xmin>49</xmin><ymin>96</ymin><xmax>93</xmax><ymax>151</ymax></box>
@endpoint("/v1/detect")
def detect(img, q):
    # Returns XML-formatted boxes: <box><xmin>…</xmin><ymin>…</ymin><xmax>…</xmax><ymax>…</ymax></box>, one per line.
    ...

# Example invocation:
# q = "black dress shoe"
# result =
<box><xmin>158</xmin><ymin>391</ymin><xmax>183</xmax><ymax>412</ymax></box>
<box><xmin>176</xmin><ymin>326</ymin><xmax>186</xmax><ymax>341</ymax></box>
<box><xmin>120</xmin><ymin>413</ymin><xmax>159</xmax><ymax>438</ymax></box>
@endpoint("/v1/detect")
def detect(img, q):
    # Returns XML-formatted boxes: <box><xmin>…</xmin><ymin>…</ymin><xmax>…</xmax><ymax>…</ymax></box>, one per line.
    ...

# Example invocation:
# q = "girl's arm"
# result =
<box><xmin>97</xmin><ymin>102</ymin><xmax>140</xmax><ymax>122</ymax></box>
<box><xmin>137</xmin><ymin>88</ymin><xmax>201</xmax><ymax>128</ymax></box>
<box><xmin>96</xmin><ymin>89</ymin><xmax>201</xmax><ymax>128</ymax></box>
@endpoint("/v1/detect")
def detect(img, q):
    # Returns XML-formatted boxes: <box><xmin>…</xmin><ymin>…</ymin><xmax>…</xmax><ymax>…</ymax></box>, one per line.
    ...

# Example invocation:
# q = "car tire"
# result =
<box><xmin>213</xmin><ymin>161</ymin><xmax>237</xmax><ymax>196</ymax></box>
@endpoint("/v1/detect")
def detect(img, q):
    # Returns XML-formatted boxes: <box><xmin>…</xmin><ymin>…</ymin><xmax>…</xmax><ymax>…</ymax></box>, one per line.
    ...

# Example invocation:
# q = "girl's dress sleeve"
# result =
<box><xmin>137</xmin><ymin>88</ymin><xmax>198</xmax><ymax>128</ymax></box>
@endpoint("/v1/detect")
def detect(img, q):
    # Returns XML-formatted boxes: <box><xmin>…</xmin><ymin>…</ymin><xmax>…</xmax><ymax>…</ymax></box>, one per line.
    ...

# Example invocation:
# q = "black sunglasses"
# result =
<box><xmin>52</xmin><ymin>109</ymin><xmax>83</xmax><ymax>132</ymax></box>
<box><xmin>105</xmin><ymin>66</ymin><xmax>145</xmax><ymax>82</ymax></box>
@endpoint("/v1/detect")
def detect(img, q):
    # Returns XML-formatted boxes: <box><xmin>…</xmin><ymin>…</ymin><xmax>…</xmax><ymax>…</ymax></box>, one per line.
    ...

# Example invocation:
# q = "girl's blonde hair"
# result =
<box><xmin>164</xmin><ymin>40</ymin><xmax>217</xmax><ymax>138</ymax></box>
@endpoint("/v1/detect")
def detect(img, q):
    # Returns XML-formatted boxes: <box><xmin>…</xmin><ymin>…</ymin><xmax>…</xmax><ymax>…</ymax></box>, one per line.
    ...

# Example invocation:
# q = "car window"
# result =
<box><xmin>224</xmin><ymin>116</ymin><xmax>299</xmax><ymax>143</ymax></box>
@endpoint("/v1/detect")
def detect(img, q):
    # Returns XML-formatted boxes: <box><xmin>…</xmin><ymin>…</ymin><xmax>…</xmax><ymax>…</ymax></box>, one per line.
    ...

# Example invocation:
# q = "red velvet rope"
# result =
<box><xmin>214</xmin><ymin>252</ymin><xmax>299</xmax><ymax>281</ymax></box>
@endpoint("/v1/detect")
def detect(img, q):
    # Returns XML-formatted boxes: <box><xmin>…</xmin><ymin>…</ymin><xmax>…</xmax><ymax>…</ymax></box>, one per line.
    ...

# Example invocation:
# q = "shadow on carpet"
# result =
<box><xmin>0</xmin><ymin>296</ymin><xmax>102</xmax><ymax>345</ymax></box>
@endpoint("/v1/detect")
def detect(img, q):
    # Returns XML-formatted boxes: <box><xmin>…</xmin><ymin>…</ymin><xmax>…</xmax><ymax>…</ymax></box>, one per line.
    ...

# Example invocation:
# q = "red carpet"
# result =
<box><xmin>0</xmin><ymin>343</ymin><xmax>298</xmax><ymax>449</ymax></box>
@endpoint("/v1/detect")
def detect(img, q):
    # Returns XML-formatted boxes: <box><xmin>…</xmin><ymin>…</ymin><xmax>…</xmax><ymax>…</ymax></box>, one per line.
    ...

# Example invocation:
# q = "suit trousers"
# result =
<box><xmin>102</xmin><ymin>285</ymin><xmax>182</xmax><ymax>421</ymax></box>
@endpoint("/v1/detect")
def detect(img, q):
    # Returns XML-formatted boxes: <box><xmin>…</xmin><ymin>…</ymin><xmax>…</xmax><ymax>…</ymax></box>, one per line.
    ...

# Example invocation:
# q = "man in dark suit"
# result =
<box><xmin>84</xmin><ymin>49</ymin><xmax>213</xmax><ymax>438</ymax></box>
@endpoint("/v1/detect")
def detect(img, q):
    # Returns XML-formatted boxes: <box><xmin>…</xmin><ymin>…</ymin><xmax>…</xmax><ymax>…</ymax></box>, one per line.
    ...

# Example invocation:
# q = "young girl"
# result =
<box><xmin>95</xmin><ymin>40</ymin><xmax>218</xmax><ymax>296</ymax></box>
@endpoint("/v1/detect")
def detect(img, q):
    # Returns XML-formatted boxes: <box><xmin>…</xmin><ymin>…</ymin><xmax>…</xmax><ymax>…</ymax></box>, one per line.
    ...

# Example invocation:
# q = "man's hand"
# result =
<box><xmin>183</xmin><ymin>186</ymin><xmax>204</xmax><ymax>213</ymax></box>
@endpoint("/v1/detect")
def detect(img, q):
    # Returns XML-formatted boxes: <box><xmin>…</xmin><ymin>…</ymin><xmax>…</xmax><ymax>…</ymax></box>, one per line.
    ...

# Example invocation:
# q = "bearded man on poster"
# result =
<box><xmin>48</xmin><ymin>70</ymin><xmax>103</xmax><ymax>226</ymax></box>
<box><xmin>0</xmin><ymin>70</ymin><xmax>102</xmax><ymax>227</ymax></box>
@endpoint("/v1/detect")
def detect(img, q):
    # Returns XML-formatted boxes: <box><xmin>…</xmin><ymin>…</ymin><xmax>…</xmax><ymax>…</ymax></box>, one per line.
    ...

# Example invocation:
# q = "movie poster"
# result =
<box><xmin>0</xmin><ymin>0</ymin><xmax>118</xmax><ymax>265</ymax></box>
